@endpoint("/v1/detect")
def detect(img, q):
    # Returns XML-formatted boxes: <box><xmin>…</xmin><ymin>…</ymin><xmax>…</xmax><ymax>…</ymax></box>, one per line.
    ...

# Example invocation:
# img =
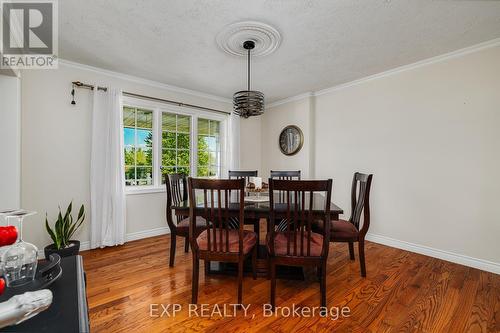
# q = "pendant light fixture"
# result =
<box><xmin>233</xmin><ymin>40</ymin><xmax>264</xmax><ymax>118</ymax></box>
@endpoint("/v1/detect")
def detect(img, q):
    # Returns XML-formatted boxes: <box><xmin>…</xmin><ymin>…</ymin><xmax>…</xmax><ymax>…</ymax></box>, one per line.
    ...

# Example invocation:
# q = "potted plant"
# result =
<box><xmin>44</xmin><ymin>202</ymin><xmax>85</xmax><ymax>259</ymax></box>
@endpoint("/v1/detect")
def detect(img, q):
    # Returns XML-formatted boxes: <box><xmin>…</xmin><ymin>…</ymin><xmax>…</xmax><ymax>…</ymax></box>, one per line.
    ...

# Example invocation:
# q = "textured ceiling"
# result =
<box><xmin>59</xmin><ymin>0</ymin><xmax>500</xmax><ymax>102</ymax></box>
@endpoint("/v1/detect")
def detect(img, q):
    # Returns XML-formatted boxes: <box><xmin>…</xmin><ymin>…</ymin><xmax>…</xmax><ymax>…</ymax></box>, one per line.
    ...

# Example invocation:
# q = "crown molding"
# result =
<box><xmin>58</xmin><ymin>37</ymin><xmax>500</xmax><ymax>110</ymax></box>
<box><xmin>58</xmin><ymin>59</ymin><xmax>232</xmax><ymax>104</ymax></box>
<box><xmin>315</xmin><ymin>37</ymin><xmax>500</xmax><ymax>97</ymax></box>
<box><xmin>267</xmin><ymin>92</ymin><xmax>314</xmax><ymax>109</ymax></box>
<box><xmin>268</xmin><ymin>37</ymin><xmax>500</xmax><ymax>107</ymax></box>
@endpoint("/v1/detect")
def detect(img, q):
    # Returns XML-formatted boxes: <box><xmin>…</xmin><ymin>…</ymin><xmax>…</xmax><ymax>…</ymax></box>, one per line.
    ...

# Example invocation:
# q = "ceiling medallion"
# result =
<box><xmin>218</xmin><ymin>21</ymin><xmax>280</xmax><ymax>117</ymax></box>
<box><xmin>216</xmin><ymin>21</ymin><xmax>282</xmax><ymax>57</ymax></box>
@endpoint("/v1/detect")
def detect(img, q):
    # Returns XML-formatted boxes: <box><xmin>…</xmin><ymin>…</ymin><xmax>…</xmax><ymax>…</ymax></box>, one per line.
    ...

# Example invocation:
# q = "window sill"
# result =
<box><xmin>125</xmin><ymin>187</ymin><xmax>165</xmax><ymax>195</ymax></box>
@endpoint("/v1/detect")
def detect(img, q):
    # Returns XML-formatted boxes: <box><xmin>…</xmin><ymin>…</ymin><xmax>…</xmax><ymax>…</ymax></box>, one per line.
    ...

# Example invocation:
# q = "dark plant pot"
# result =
<box><xmin>44</xmin><ymin>240</ymin><xmax>80</xmax><ymax>259</ymax></box>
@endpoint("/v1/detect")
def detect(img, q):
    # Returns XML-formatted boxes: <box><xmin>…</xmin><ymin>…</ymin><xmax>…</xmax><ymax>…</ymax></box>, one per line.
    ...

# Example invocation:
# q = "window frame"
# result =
<box><xmin>196</xmin><ymin>118</ymin><xmax>222</xmax><ymax>178</ymax></box>
<box><xmin>123</xmin><ymin>96</ymin><xmax>227</xmax><ymax>195</ymax></box>
<box><xmin>123</xmin><ymin>106</ymin><xmax>155</xmax><ymax>187</ymax></box>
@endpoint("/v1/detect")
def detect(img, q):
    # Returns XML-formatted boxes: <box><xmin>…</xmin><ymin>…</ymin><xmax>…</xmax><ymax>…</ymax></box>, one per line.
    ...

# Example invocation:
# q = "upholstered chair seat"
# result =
<box><xmin>313</xmin><ymin>219</ymin><xmax>359</xmax><ymax>240</ymax></box>
<box><xmin>326</xmin><ymin>172</ymin><xmax>373</xmax><ymax>277</ymax></box>
<box><xmin>197</xmin><ymin>229</ymin><xmax>256</xmax><ymax>254</ymax></box>
<box><xmin>267</xmin><ymin>231</ymin><xmax>324</xmax><ymax>257</ymax></box>
<box><xmin>176</xmin><ymin>216</ymin><xmax>207</xmax><ymax>234</ymax></box>
<box><xmin>189</xmin><ymin>177</ymin><xmax>257</xmax><ymax>305</ymax></box>
<box><xmin>267</xmin><ymin>178</ymin><xmax>333</xmax><ymax>309</ymax></box>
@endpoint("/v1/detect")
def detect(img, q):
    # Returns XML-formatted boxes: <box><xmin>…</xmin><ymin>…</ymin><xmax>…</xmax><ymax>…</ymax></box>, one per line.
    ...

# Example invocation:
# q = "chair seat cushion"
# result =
<box><xmin>176</xmin><ymin>216</ymin><xmax>207</xmax><ymax>234</ymax></box>
<box><xmin>196</xmin><ymin>229</ymin><xmax>257</xmax><ymax>254</ymax></box>
<box><xmin>331</xmin><ymin>220</ymin><xmax>359</xmax><ymax>239</ymax></box>
<box><xmin>267</xmin><ymin>231</ymin><xmax>324</xmax><ymax>257</ymax></box>
<box><xmin>313</xmin><ymin>219</ymin><xmax>359</xmax><ymax>240</ymax></box>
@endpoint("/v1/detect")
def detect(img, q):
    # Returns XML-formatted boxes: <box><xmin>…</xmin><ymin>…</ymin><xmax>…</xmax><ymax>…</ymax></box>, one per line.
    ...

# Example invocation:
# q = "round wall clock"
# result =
<box><xmin>278</xmin><ymin>125</ymin><xmax>304</xmax><ymax>156</ymax></box>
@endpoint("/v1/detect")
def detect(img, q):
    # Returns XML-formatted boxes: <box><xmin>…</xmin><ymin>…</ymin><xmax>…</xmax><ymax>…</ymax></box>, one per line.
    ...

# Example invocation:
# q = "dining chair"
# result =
<box><xmin>229</xmin><ymin>170</ymin><xmax>258</xmax><ymax>197</ymax></box>
<box><xmin>188</xmin><ymin>177</ymin><xmax>258</xmax><ymax>305</ymax></box>
<box><xmin>317</xmin><ymin>172</ymin><xmax>373</xmax><ymax>277</ymax></box>
<box><xmin>267</xmin><ymin>178</ymin><xmax>333</xmax><ymax>309</ymax></box>
<box><xmin>228</xmin><ymin>170</ymin><xmax>259</xmax><ymax>232</ymax></box>
<box><xmin>165</xmin><ymin>173</ymin><xmax>207</xmax><ymax>267</ymax></box>
<box><xmin>270</xmin><ymin>171</ymin><xmax>302</xmax><ymax>231</ymax></box>
<box><xmin>270</xmin><ymin>170</ymin><xmax>301</xmax><ymax>180</ymax></box>
<box><xmin>228</xmin><ymin>170</ymin><xmax>258</xmax><ymax>183</ymax></box>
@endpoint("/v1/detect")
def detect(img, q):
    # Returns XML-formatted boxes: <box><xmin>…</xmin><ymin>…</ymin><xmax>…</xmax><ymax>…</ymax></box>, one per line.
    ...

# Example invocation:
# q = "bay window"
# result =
<box><xmin>122</xmin><ymin>97</ymin><xmax>226</xmax><ymax>192</ymax></box>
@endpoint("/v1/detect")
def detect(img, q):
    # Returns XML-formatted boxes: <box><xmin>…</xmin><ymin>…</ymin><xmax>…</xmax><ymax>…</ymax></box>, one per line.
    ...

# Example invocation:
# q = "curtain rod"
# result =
<box><xmin>71</xmin><ymin>81</ymin><xmax>231</xmax><ymax>115</ymax></box>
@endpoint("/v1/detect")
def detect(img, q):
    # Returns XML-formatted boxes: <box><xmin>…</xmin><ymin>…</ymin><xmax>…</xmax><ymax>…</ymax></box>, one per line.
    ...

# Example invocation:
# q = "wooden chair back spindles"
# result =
<box><xmin>268</xmin><ymin>179</ymin><xmax>332</xmax><ymax>258</ymax></box>
<box><xmin>188</xmin><ymin>177</ymin><xmax>257</xmax><ymax>305</ymax></box>
<box><xmin>227</xmin><ymin>170</ymin><xmax>258</xmax><ymax>228</ymax></box>
<box><xmin>270</xmin><ymin>170</ymin><xmax>301</xmax><ymax>180</ymax></box>
<box><xmin>270</xmin><ymin>170</ymin><xmax>301</xmax><ymax>203</ymax></box>
<box><xmin>228</xmin><ymin>170</ymin><xmax>258</xmax><ymax>183</ymax></box>
<box><xmin>267</xmin><ymin>178</ymin><xmax>333</xmax><ymax>309</ymax></box>
<box><xmin>188</xmin><ymin>178</ymin><xmax>245</xmax><ymax>253</ymax></box>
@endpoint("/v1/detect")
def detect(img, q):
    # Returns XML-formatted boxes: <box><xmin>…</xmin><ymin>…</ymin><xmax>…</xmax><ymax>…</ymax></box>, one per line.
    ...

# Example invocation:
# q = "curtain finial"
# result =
<box><xmin>71</xmin><ymin>84</ymin><xmax>76</xmax><ymax>105</ymax></box>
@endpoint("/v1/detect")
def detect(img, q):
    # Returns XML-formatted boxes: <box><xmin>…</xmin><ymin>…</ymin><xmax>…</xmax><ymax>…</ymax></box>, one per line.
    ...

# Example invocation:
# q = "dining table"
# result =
<box><xmin>172</xmin><ymin>191</ymin><xmax>344</xmax><ymax>278</ymax></box>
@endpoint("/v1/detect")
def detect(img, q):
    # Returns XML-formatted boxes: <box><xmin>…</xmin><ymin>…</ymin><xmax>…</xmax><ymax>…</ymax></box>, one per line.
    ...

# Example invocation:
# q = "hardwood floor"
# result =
<box><xmin>81</xmin><ymin>234</ymin><xmax>500</xmax><ymax>332</ymax></box>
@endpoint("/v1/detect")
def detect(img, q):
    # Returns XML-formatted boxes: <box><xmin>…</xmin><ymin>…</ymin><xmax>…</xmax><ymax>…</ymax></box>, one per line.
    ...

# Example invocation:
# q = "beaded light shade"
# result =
<box><xmin>233</xmin><ymin>41</ymin><xmax>265</xmax><ymax>118</ymax></box>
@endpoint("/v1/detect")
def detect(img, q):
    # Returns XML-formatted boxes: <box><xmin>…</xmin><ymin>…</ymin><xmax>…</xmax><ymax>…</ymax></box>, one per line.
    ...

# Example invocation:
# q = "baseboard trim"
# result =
<box><xmin>79</xmin><ymin>241</ymin><xmax>90</xmax><ymax>252</ymax></box>
<box><xmin>39</xmin><ymin>226</ymin><xmax>171</xmax><ymax>257</ymax></box>
<box><xmin>125</xmin><ymin>226</ymin><xmax>170</xmax><ymax>242</ymax></box>
<box><xmin>366</xmin><ymin>233</ymin><xmax>500</xmax><ymax>275</ymax></box>
<box><xmin>41</xmin><ymin>228</ymin><xmax>500</xmax><ymax>275</ymax></box>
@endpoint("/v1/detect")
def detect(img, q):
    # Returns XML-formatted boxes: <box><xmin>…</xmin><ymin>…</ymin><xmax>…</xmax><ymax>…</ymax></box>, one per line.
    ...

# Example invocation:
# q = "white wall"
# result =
<box><xmin>259</xmin><ymin>45</ymin><xmax>500</xmax><ymax>272</ymax></box>
<box><xmin>20</xmin><ymin>62</ymin><xmax>233</xmax><ymax>250</ymax></box>
<box><xmin>261</xmin><ymin>97</ymin><xmax>314</xmax><ymax>179</ymax></box>
<box><xmin>315</xmin><ymin>45</ymin><xmax>500</xmax><ymax>265</ymax></box>
<box><xmin>239</xmin><ymin>116</ymin><xmax>262</xmax><ymax>173</ymax></box>
<box><xmin>16</xmin><ymin>43</ymin><xmax>500</xmax><ymax>272</ymax></box>
<box><xmin>0</xmin><ymin>75</ymin><xmax>21</xmax><ymax>210</ymax></box>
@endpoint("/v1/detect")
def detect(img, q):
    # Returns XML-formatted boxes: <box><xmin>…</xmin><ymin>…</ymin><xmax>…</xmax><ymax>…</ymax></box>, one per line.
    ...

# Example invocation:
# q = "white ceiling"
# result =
<box><xmin>59</xmin><ymin>0</ymin><xmax>500</xmax><ymax>103</ymax></box>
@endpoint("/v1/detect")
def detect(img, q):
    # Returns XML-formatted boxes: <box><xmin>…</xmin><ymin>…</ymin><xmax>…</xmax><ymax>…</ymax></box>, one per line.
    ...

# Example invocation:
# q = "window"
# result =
<box><xmin>122</xmin><ymin>99</ymin><xmax>226</xmax><ymax>192</ymax></box>
<box><xmin>197</xmin><ymin>118</ymin><xmax>221</xmax><ymax>177</ymax></box>
<box><xmin>161</xmin><ymin>113</ymin><xmax>191</xmax><ymax>180</ymax></box>
<box><xmin>123</xmin><ymin>107</ymin><xmax>154</xmax><ymax>186</ymax></box>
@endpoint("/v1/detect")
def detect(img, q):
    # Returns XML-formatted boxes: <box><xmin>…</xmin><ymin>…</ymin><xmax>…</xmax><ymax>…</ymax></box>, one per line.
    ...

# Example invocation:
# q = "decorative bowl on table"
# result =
<box><xmin>245</xmin><ymin>177</ymin><xmax>269</xmax><ymax>202</ymax></box>
<box><xmin>246</xmin><ymin>176</ymin><xmax>269</xmax><ymax>193</ymax></box>
<box><xmin>245</xmin><ymin>185</ymin><xmax>269</xmax><ymax>194</ymax></box>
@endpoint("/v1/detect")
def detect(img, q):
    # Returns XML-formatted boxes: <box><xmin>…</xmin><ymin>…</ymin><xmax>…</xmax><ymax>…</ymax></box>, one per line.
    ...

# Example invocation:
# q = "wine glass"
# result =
<box><xmin>0</xmin><ymin>209</ymin><xmax>20</xmax><ymax>276</ymax></box>
<box><xmin>2</xmin><ymin>210</ymin><xmax>38</xmax><ymax>287</ymax></box>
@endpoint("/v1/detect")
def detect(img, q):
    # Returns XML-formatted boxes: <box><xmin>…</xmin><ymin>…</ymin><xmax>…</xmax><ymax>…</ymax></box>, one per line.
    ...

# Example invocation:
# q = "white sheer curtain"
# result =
<box><xmin>90</xmin><ymin>87</ymin><xmax>126</xmax><ymax>248</ymax></box>
<box><xmin>225</xmin><ymin>113</ymin><xmax>240</xmax><ymax>176</ymax></box>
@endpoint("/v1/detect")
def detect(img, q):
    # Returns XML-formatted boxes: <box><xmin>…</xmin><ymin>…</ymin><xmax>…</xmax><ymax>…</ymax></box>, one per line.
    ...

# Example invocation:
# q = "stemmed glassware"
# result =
<box><xmin>0</xmin><ymin>209</ymin><xmax>19</xmax><ymax>277</ymax></box>
<box><xmin>1</xmin><ymin>210</ymin><xmax>38</xmax><ymax>287</ymax></box>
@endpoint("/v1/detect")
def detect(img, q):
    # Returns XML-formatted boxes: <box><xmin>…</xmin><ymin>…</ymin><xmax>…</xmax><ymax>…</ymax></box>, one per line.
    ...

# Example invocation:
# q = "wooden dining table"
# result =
<box><xmin>172</xmin><ymin>192</ymin><xmax>343</xmax><ymax>277</ymax></box>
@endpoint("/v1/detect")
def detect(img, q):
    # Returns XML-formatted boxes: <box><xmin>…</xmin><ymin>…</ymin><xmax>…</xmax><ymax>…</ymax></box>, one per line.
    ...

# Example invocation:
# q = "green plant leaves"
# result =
<box><xmin>45</xmin><ymin>213</ymin><xmax>60</xmax><ymax>249</ymax></box>
<box><xmin>46</xmin><ymin>201</ymin><xmax>85</xmax><ymax>250</ymax></box>
<box><xmin>77</xmin><ymin>204</ymin><xmax>84</xmax><ymax>221</ymax></box>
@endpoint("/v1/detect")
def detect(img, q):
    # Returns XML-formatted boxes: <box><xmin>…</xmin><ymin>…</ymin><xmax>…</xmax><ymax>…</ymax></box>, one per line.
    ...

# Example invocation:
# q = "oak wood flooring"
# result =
<box><xmin>81</xmin><ymin>234</ymin><xmax>500</xmax><ymax>332</ymax></box>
